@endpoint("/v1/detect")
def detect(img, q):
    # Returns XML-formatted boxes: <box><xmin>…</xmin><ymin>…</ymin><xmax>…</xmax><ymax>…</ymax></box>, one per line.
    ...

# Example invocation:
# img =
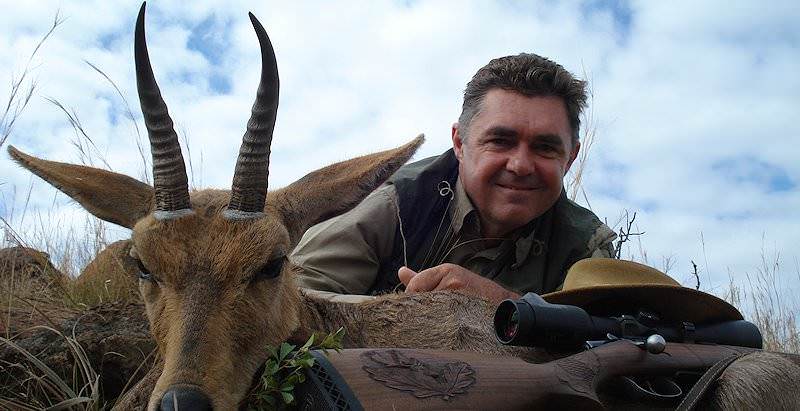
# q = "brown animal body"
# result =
<box><xmin>0</xmin><ymin>246</ymin><xmax>67</xmax><ymax>296</ymax></box>
<box><xmin>8</xmin><ymin>3</ymin><xmax>800</xmax><ymax>410</ymax></box>
<box><xmin>699</xmin><ymin>351</ymin><xmax>800</xmax><ymax>410</ymax></box>
<box><xmin>298</xmin><ymin>289</ymin><xmax>537</xmax><ymax>358</ymax></box>
<box><xmin>0</xmin><ymin>246</ymin><xmax>74</xmax><ymax>334</ymax></box>
<box><xmin>71</xmin><ymin>239</ymin><xmax>140</xmax><ymax>305</ymax></box>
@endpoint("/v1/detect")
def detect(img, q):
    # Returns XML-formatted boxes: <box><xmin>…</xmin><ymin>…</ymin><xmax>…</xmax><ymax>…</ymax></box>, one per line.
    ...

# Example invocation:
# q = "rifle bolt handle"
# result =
<box><xmin>645</xmin><ymin>334</ymin><xmax>666</xmax><ymax>354</ymax></box>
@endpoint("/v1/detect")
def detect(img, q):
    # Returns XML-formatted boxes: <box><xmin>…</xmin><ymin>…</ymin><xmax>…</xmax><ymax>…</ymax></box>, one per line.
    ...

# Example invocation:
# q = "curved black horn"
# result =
<box><xmin>135</xmin><ymin>2</ymin><xmax>191</xmax><ymax>215</ymax></box>
<box><xmin>225</xmin><ymin>12</ymin><xmax>279</xmax><ymax>218</ymax></box>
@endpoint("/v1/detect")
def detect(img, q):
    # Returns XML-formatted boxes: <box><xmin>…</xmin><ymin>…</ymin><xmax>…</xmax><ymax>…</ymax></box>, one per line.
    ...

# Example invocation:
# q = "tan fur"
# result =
<box><xmin>297</xmin><ymin>289</ymin><xmax>542</xmax><ymax>360</ymax></box>
<box><xmin>7</xmin><ymin>146</ymin><xmax>154</xmax><ymax>228</ymax></box>
<box><xmin>701</xmin><ymin>351</ymin><xmax>800</xmax><ymax>410</ymax></box>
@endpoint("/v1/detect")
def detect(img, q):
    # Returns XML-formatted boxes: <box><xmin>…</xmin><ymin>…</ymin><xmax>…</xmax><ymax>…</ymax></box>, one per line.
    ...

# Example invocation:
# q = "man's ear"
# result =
<box><xmin>8</xmin><ymin>146</ymin><xmax>154</xmax><ymax>229</ymax></box>
<box><xmin>452</xmin><ymin>122</ymin><xmax>464</xmax><ymax>162</ymax></box>
<box><xmin>564</xmin><ymin>140</ymin><xmax>581</xmax><ymax>174</ymax></box>
<box><xmin>268</xmin><ymin>135</ymin><xmax>424</xmax><ymax>247</ymax></box>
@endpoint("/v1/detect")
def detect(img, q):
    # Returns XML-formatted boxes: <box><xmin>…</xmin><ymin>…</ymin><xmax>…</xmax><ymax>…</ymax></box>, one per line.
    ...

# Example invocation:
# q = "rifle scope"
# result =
<box><xmin>494</xmin><ymin>292</ymin><xmax>763</xmax><ymax>349</ymax></box>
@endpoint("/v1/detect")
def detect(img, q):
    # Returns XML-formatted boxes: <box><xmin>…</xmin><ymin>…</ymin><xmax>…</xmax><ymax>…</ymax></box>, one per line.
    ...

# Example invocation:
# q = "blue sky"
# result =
<box><xmin>1</xmin><ymin>1</ymin><xmax>798</xmax><ymax>313</ymax></box>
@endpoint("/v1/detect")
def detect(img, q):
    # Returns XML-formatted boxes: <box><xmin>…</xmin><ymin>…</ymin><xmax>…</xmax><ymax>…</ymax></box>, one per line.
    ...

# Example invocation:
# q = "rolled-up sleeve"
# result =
<box><xmin>290</xmin><ymin>185</ymin><xmax>399</xmax><ymax>294</ymax></box>
<box><xmin>588</xmin><ymin>223</ymin><xmax>618</xmax><ymax>258</ymax></box>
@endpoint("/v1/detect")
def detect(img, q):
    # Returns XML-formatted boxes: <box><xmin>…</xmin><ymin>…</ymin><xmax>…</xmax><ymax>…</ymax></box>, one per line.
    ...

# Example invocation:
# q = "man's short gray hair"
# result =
<box><xmin>458</xmin><ymin>53</ymin><xmax>587</xmax><ymax>145</ymax></box>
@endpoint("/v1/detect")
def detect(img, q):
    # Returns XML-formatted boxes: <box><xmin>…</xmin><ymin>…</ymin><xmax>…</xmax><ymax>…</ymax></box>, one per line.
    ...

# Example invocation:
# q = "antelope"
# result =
<box><xmin>8</xmin><ymin>3</ymin><xmax>524</xmax><ymax>410</ymax></box>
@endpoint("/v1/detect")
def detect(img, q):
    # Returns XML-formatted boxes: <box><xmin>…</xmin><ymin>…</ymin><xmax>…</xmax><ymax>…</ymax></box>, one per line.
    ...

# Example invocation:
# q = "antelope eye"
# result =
<box><xmin>129</xmin><ymin>247</ymin><xmax>153</xmax><ymax>281</ymax></box>
<box><xmin>135</xmin><ymin>258</ymin><xmax>153</xmax><ymax>281</ymax></box>
<box><xmin>254</xmin><ymin>256</ymin><xmax>286</xmax><ymax>281</ymax></box>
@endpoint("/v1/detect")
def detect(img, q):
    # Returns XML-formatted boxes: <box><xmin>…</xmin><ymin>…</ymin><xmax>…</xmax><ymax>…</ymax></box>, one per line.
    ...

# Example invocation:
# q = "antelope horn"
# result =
<box><xmin>135</xmin><ymin>2</ymin><xmax>192</xmax><ymax>218</ymax></box>
<box><xmin>224</xmin><ymin>12</ymin><xmax>279</xmax><ymax>219</ymax></box>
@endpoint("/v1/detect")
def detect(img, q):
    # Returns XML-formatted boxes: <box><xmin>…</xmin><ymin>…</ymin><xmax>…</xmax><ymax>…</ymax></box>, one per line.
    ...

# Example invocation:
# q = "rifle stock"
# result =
<box><xmin>297</xmin><ymin>341</ymin><xmax>755</xmax><ymax>410</ymax></box>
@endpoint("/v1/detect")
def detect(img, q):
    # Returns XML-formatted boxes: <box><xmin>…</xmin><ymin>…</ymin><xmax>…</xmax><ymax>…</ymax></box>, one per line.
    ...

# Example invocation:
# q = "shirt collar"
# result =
<box><xmin>448</xmin><ymin>177</ymin><xmax>477</xmax><ymax>233</ymax></box>
<box><xmin>450</xmin><ymin>176</ymin><xmax>552</xmax><ymax>267</ymax></box>
<box><xmin>512</xmin><ymin>221</ymin><xmax>546</xmax><ymax>268</ymax></box>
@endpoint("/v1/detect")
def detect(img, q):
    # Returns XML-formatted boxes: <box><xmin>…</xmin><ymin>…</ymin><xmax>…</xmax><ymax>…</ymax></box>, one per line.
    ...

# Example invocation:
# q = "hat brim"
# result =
<box><xmin>542</xmin><ymin>284</ymin><xmax>743</xmax><ymax>324</ymax></box>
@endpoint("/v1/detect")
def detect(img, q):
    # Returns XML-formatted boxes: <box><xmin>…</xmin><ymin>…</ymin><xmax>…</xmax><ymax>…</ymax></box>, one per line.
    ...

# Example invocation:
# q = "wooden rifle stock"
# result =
<box><xmin>302</xmin><ymin>341</ymin><xmax>755</xmax><ymax>410</ymax></box>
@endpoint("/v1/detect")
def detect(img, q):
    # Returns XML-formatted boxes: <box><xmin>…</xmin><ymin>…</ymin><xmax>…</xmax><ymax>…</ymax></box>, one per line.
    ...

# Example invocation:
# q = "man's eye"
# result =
<box><xmin>535</xmin><ymin>144</ymin><xmax>561</xmax><ymax>156</ymax></box>
<box><xmin>488</xmin><ymin>138</ymin><xmax>512</xmax><ymax>147</ymax></box>
<box><xmin>254</xmin><ymin>256</ymin><xmax>286</xmax><ymax>282</ymax></box>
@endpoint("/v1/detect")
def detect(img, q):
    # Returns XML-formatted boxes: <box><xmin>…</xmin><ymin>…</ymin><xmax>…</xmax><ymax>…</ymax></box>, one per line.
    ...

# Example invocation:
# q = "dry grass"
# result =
<box><xmin>723</xmin><ymin>241</ymin><xmax>800</xmax><ymax>354</ymax></box>
<box><xmin>0</xmin><ymin>225</ymin><xmax>138</xmax><ymax>409</ymax></box>
<box><xmin>0</xmin><ymin>327</ymin><xmax>101</xmax><ymax>410</ymax></box>
<box><xmin>566</xmin><ymin>82</ymin><xmax>597</xmax><ymax>206</ymax></box>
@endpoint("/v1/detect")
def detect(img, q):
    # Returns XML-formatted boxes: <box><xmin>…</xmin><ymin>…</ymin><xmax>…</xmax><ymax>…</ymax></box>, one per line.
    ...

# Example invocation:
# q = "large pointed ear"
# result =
<box><xmin>8</xmin><ymin>146</ymin><xmax>154</xmax><ymax>229</ymax></box>
<box><xmin>269</xmin><ymin>135</ymin><xmax>424</xmax><ymax>246</ymax></box>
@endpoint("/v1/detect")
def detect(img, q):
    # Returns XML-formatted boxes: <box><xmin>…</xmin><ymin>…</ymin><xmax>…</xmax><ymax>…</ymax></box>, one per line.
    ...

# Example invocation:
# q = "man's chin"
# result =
<box><xmin>487</xmin><ymin>208</ymin><xmax>546</xmax><ymax>232</ymax></box>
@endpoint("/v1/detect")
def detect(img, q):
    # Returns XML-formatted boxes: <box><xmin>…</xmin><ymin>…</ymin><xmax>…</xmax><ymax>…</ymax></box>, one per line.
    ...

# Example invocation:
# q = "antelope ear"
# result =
<box><xmin>8</xmin><ymin>146</ymin><xmax>154</xmax><ymax>229</ymax></box>
<box><xmin>269</xmin><ymin>135</ymin><xmax>424</xmax><ymax>246</ymax></box>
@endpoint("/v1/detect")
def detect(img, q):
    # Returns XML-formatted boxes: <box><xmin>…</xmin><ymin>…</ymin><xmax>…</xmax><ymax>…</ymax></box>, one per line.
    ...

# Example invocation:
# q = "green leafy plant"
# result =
<box><xmin>248</xmin><ymin>327</ymin><xmax>345</xmax><ymax>410</ymax></box>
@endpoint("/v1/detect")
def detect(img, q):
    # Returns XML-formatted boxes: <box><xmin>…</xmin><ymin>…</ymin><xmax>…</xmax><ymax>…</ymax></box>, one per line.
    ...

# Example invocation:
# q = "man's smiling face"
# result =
<box><xmin>453</xmin><ymin>88</ymin><xmax>579</xmax><ymax>238</ymax></box>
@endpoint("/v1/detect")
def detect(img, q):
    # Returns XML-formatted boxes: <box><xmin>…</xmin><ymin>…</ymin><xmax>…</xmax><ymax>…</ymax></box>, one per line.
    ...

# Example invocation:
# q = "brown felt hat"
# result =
<box><xmin>541</xmin><ymin>258</ymin><xmax>743</xmax><ymax>324</ymax></box>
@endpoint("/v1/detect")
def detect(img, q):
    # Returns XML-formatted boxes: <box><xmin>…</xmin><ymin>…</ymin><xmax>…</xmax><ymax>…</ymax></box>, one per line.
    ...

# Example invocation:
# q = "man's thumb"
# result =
<box><xmin>398</xmin><ymin>266</ymin><xmax>417</xmax><ymax>285</ymax></box>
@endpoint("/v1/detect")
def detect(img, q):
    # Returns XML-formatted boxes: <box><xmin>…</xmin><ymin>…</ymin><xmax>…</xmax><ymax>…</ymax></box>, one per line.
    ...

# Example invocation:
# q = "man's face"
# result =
<box><xmin>453</xmin><ymin>89</ymin><xmax>579</xmax><ymax>237</ymax></box>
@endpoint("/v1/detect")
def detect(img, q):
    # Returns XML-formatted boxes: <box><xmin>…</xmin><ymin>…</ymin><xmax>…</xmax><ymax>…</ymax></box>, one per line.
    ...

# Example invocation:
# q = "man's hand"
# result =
<box><xmin>398</xmin><ymin>263</ymin><xmax>520</xmax><ymax>305</ymax></box>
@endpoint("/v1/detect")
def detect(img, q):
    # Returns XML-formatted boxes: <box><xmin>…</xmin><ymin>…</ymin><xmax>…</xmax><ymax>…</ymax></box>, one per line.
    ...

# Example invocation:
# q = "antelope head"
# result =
<box><xmin>8</xmin><ymin>3</ymin><xmax>422</xmax><ymax>410</ymax></box>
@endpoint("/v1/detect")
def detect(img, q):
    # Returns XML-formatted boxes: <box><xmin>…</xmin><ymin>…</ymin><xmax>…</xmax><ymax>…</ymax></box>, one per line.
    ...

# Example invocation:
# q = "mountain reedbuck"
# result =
<box><xmin>8</xmin><ymin>3</ymin><xmax>523</xmax><ymax>410</ymax></box>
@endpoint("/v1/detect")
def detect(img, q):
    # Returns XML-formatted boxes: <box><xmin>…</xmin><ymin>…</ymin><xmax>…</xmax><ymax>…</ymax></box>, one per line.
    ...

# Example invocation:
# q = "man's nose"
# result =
<box><xmin>505</xmin><ymin>147</ymin><xmax>535</xmax><ymax>176</ymax></box>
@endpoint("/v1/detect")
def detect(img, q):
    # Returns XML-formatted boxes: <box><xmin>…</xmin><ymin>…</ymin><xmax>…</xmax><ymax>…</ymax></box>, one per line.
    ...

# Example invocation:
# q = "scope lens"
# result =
<box><xmin>494</xmin><ymin>300</ymin><xmax>522</xmax><ymax>344</ymax></box>
<box><xmin>503</xmin><ymin>310</ymin><xmax>519</xmax><ymax>340</ymax></box>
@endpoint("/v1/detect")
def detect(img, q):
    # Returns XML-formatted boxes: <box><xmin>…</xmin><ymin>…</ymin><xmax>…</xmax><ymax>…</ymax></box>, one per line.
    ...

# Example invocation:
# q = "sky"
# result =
<box><xmin>1</xmin><ymin>1</ymin><xmax>798</xmax><ymax>313</ymax></box>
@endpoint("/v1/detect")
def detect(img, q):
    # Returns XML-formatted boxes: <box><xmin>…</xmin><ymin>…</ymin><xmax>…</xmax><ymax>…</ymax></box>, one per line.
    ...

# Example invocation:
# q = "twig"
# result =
<box><xmin>690</xmin><ymin>260</ymin><xmax>700</xmax><ymax>290</ymax></box>
<box><xmin>613</xmin><ymin>210</ymin><xmax>645</xmax><ymax>259</ymax></box>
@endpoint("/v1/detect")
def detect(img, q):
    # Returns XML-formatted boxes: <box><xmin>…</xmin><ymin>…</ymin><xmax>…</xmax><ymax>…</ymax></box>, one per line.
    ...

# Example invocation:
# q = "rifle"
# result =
<box><xmin>295</xmin><ymin>341</ymin><xmax>755</xmax><ymax>410</ymax></box>
<box><xmin>294</xmin><ymin>295</ymin><xmax>764</xmax><ymax>410</ymax></box>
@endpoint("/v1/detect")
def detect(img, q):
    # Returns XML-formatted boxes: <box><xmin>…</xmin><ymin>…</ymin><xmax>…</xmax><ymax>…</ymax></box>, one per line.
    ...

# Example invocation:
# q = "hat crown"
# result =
<box><xmin>563</xmin><ymin>258</ymin><xmax>680</xmax><ymax>291</ymax></box>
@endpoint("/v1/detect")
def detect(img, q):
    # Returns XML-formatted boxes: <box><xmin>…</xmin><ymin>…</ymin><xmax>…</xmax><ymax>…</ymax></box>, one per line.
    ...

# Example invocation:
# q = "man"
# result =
<box><xmin>292</xmin><ymin>53</ymin><xmax>616</xmax><ymax>304</ymax></box>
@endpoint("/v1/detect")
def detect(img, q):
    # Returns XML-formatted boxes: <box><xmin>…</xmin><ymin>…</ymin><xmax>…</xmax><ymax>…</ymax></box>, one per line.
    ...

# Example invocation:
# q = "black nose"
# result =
<box><xmin>160</xmin><ymin>385</ymin><xmax>213</xmax><ymax>411</ymax></box>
